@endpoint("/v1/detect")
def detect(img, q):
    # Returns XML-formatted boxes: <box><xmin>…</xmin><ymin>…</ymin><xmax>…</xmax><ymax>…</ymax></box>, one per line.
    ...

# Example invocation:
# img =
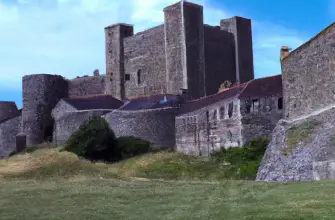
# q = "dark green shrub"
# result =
<box><xmin>210</xmin><ymin>137</ymin><xmax>270</xmax><ymax>180</ymax></box>
<box><xmin>115</xmin><ymin>136</ymin><xmax>152</xmax><ymax>160</ymax></box>
<box><xmin>63</xmin><ymin>117</ymin><xmax>117</xmax><ymax>162</ymax></box>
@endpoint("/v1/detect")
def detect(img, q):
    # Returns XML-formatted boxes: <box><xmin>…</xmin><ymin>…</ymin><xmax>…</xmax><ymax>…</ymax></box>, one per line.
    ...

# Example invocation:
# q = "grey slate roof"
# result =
<box><xmin>63</xmin><ymin>95</ymin><xmax>123</xmax><ymax>110</ymax></box>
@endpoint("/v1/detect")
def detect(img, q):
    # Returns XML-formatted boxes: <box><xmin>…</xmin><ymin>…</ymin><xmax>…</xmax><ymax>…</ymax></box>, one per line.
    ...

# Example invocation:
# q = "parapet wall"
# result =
<box><xmin>104</xmin><ymin>108</ymin><xmax>180</xmax><ymax>149</ymax></box>
<box><xmin>68</xmin><ymin>76</ymin><xmax>113</xmax><ymax>98</ymax></box>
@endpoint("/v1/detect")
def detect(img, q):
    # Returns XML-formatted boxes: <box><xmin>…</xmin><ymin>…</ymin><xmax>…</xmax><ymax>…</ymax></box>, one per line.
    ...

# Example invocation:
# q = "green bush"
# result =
<box><xmin>63</xmin><ymin>117</ymin><xmax>117</xmax><ymax>162</ymax></box>
<box><xmin>115</xmin><ymin>136</ymin><xmax>152</xmax><ymax>160</ymax></box>
<box><xmin>210</xmin><ymin>137</ymin><xmax>270</xmax><ymax>180</ymax></box>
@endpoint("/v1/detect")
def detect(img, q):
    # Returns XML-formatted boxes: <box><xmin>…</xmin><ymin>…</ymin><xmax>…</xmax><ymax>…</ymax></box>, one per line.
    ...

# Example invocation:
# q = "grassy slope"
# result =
<box><xmin>1</xmin><ymin>149</ymin><xmax>335</xmax><ymax>219</ymax></box>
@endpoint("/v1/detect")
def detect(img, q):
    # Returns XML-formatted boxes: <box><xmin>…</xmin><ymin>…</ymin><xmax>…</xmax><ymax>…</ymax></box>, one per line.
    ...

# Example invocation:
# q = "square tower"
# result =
<box><xmin>105</xmin><ymin>23</ymin><xmax>134</xmax><ymax>100</ymax></box>
<box><xmin>164</xmin><ymin>1</ymin><xmax>206</xmax><ymax>100</ymax></box>
<box><xmin>221</xmin><ymin>16</ymin><xmax>254</xmax><ymax>83</ymax></box>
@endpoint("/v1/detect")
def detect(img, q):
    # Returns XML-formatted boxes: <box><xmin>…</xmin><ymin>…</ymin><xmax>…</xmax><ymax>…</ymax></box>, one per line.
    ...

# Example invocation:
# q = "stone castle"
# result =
<box><xmin>0</xmin><ymin>1</ymin><xmax>333</xmax><ymax>182</ymax></box>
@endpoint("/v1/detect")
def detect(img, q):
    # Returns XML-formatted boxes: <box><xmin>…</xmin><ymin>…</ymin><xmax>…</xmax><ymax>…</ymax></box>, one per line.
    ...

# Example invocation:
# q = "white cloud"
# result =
<box><xmin>0</xmin><ymin>0</ymin><xmax>307</xmax><ymax>93</ymax></box>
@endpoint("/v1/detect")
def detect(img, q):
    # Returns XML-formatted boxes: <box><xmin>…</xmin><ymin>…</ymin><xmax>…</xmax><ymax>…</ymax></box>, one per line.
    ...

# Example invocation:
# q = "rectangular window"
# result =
<box><xmin>137</xmin><ymin>70</ymin><xmax>141</xmax><ymax>84</ymax></box>
<box><xmin>278</xmin><ymin>97</ymin><xmax>283</xmax><ymax>110</ymax></box>
<box><xmin>228</xmin><ymin>102</ymin><xmax>233</xmax><ymax>118</ymax></box>
<box><xmin>125</xmin><ymin>74</ymin><xmax>130</xmax><ymax>81</ymax></box>
<box><xmin>252</xmin><ymin>99</ymin><xmax>259</xmax><ymax>111</ymax></box>
<box><xmin>219</xmin><ymin>106</ymin><xmax>225</xmax><ymax>119</ymax></box>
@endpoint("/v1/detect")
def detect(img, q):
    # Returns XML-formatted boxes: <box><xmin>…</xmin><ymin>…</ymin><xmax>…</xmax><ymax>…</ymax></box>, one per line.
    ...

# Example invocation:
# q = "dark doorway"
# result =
<box><xmin>44</xmin><ymin>118</ymin><xmax>55</xmax><ymax>143</ymax></box>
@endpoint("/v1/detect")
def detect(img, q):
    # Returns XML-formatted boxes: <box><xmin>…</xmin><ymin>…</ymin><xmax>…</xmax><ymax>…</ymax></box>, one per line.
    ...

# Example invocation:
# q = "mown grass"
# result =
<box><xmin>1</xmin><ymin>148</ymin><xmax>335</xmax><ymax>219</ymax></box>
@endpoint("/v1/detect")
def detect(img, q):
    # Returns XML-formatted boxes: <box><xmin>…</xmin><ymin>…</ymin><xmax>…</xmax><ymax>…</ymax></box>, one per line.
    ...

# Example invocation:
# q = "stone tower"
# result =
<box><xmin>220</xmin><ymin>16</ymin><xmax>254</xmax><ymax>83</ymax></box>
<box><xmin>105</xmin><ymin>23</ymin><xmax>134</xmax><ymax>100</ymax></box>
<box><xmin>21</xmin><ymin>74</ymin><xmax>68</xmax><ymax>146</ymax></box>
<box><xmin>164</xmin><ymin>1</ymin><xmax>206</xmax><ymax>100</ymax></box>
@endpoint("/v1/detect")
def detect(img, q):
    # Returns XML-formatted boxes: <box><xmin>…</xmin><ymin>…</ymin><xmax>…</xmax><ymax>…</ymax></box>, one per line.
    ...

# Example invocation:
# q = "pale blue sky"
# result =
<box><xmin>0</xmin><ymin>0</ymin><xmax>334</xmax><ymax>108</ymax></box>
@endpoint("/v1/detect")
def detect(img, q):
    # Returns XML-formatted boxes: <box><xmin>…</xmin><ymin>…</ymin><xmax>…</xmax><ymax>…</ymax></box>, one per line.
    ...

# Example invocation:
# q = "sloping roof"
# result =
<box><xmin>179</xmin><ymin>83</ymin><xmax>248</xmax><ymax>114</ymax></box>
<box><xmin>120</xmin><ymin>94</ymin><xmax>181</xmax><ymax>110</ymax></box>
<box><xmin>178</xmin><ymin>74</ymin><xmax>282</xmax><ymax>115</ymax></box>
<box><xmin>238</xmin><ymin>74</ymin><xmax>282</xmax><ymax>99</ymax></box>
<box><xmin>282</xmin><ymin>22</ymin><xmax>335</xmax><ymax>61</ymax></box>
<box><xmin>63</xmin><ymin>95</ymin><xmax>123</xmax><ymax>110</ymax></box>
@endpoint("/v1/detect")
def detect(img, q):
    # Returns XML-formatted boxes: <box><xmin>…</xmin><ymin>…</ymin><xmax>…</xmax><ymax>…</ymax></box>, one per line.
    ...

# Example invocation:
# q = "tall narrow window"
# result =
<box><xmin>278</xmin><ymin>97</ymin><xmax>283</xmax><ymax>110</ymax></box>
<box><xmin>137</xmin><ymin>69</ymin><xmax>141</xmax><ymax>85</ymax></box>
<box><xmin>228</xmin><ymin>102</ymin><xmax>233</xmax><ymax>118</ymax></box>
<box><xmin>213</xmin><ymin>109</ymin><xmax>217</xmax><ymax>121</ymax></box>
<box><xmin>219</xmin><ymin>106</ymin><xmax>225</xmax><ymax>119</ymax></box>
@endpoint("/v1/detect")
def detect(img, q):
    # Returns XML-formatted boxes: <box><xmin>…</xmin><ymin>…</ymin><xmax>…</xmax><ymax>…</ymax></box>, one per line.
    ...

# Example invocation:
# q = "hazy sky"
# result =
<box><xmin>0</xmin><ymin>0</ymin><xmax>334</xmax><ymax>107</ymax></box>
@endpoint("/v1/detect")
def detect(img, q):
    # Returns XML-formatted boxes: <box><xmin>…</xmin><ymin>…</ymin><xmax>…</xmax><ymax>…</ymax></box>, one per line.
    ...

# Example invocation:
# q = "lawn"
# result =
<box><xmin>1</xmin><ymin>148</ymin><xmax>335</xmax><ymax>219</ymax></box>
<box><xmin>1</xmin><ymin>178</ymin><xmax>335</xmax><ymax>219</ymax></box>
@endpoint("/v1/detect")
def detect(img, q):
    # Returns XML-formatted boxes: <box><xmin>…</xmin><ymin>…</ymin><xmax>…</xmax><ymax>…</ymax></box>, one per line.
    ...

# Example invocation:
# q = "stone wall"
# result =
<box><xmin>53</xmin><ymin>110</ymin><xmax>113</xmax><ymax>145</ymax></box>
<box><xmin>0</xmin><ymin>115</ymin><xmax>21</xmax><ymax>158</ymax></box>
<box><xmin>281</xmin><ymin>24</ymin><xmax>335</xmax><ymax>119</ymax></box>
<box><xmin>240</xmin><ymin>96</ymin><xmax>283</xmax><ymax>144</ymax></box>
<box><xmin>123</xmin><ymin>25</ymin><xmax>166</xmax><ymax>98</ymax></box>
<box><xmin>203</xmin><ymin>25</ymin><xmax>236</xmax><ymax>96</ymax></box>
<box><xmin>51</xmin><ymin>100</ymin><xmax>77</xmax><ymax>121</ymax></box>
<box><xmin>220</xmin><ymin>16</ymin><xmax>254</xmax><ymax>83</ymax></box>
<box><xmin>105</xmin><ymin>23</ymin><xmax>134</xmax><ymax>100</ymax></box>
<box><xmin>164</xmin><ymin>1</ymin><xmax>206</xmax><ymax>99</ymax></box>
<box><xmin>104</xmin><ymin>108</ymin><xmax>179</xmax><ymax>149</ymax></box>
<box><xmin>22</xmin><ymin>74</ymin><xmax>68</xmax><ymax>146</ymax></box>
<box><xmin>257</xmin><ymin>106</ymin><xmax>335</xmax><ymax>182</ymax></box>
<box><xmin>0</xmin><ymin>101</ymin><xmax>19</xmax><ymax>122</ymax></box>
<box><xmin>68</xmin><ymin>76</ymin><xmax>113</xmax><ymax>97</ymax></box>
<box><xmin>176</xmin><ymin>98</ymin><xmax>242</xmax><ymax>156</ymax></box>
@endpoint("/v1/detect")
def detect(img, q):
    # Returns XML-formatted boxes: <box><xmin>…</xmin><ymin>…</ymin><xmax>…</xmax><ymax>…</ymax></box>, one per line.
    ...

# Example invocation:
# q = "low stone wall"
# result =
<box><xmin>257</xmin><ymin>106</ymin><xmax>335</xmax><ymax>182</ymax></box>
<box><xmin>53</xmin><ymin>110</ymin><xmax>113</xmax><ymax>145</ymax></box>
<box><xmin>0</xmin><ymin>115</ymin><xmax>21</xmax><ymax>158</ymax></box>
<box><xmin>104</xmin><ymin>108</ymin><xmax>179</xmax><ymax>149</ymax></box>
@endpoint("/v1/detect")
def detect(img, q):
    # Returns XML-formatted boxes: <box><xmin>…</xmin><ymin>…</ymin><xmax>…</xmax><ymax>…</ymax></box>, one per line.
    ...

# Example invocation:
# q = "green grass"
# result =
<box><xmin>283</xmin><ymin>120</ymin><xmax>321</xmax><ymax>155</ymax></box>
<box><xmin>1</xmin><ymin>179</ymin><xmax>335</xmax><ymax>219</ymax></box>
<box><xmin>2</xmin><ymin>148</ymin><xmax>335</xmax><ymax>219</ymax></box>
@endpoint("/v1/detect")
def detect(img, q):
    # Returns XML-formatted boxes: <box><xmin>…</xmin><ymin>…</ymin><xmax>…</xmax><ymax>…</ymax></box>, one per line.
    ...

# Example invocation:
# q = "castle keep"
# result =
<box><xmin>105</xmin><ymin>1</ymin><xmax>254</xmax><ymax>100</ymax></box>
<box><xmin>0</xmin><ymin>1</ymin><xmax>285</xmax><ymax>167</ymax></box>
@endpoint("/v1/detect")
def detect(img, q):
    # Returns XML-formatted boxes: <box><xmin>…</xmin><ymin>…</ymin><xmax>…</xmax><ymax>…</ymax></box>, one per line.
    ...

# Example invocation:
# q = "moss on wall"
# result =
<box><xmin>283</xmin><ymin>120</ymin><xmax>320</xmax><ymax>156</ymax></box>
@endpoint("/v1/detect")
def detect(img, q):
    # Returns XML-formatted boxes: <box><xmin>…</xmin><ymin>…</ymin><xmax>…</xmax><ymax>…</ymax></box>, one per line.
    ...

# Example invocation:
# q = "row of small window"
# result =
<box><xmin>124</xmin><ymin>70</ymin><xmax>142</xmax><ymax>84</ymax></box>
<box><xmin>244</xmin><ymin>97</ymin><xmax>283</xmax><ymax>113</ymax></box>
<box><xmin>207</xmin><ymin>102</ymin><xmax>234</xmax><ymax>121</ymax></box>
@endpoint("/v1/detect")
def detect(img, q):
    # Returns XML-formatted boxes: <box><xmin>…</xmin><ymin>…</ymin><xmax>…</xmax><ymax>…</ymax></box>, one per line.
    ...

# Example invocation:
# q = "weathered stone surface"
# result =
<box><xmin>241</xmin><ymin>96</ymin><xmax>283</xmax><ymax>144</ymax></box>
<box><xmin>68</xmin><ymin>76</ymin><xmax>113</xmax><ymax>98</ymax></box>
<box><xmin>0</xmin><ymin>115</ymin><xmax>21</xmax><ymax>158</ymax></box>
<box><xmin>204</xmin><ymin>25</ymin><xmax>236</xmax><ymax>96</ymax></box>
<box><xmin>221</xmin><ymin>16</ymin><xmax>254</xmax><ymax>83</ymax></box>
<box><xmin>282</xmin><ymin>23</ymin><xmax>335</xmax><ymax>119</ymax></box>
<box><xmin>257</xmin><ymin>107</ymin><xmax>335</xmax><ymax>182</ymax></box>
<box><xmin>123</xmin><ymin>25</ymin><xmax>166</xmax><ymax>98</ymax></box>
<box><xmin>104</xmin><ymin>108</ymin><xmax>179</xmax><ymax>149</ymax></box>
<box><xmin>22</xmin><ymin>74</ymin><xmax>68</xmax><ymax>146</ymax></box>
<box><xmin>53</xmin><ymin>110</ymin><xmax>112</xmax><ymax>145</ymax></box>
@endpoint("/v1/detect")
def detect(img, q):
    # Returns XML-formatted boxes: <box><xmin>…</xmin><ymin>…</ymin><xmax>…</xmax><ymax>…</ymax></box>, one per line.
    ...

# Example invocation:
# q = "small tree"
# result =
<box><xmin>63</xmin><ymin>117</ymin><xmax>117</xmax><ymax>162</ymax></box>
